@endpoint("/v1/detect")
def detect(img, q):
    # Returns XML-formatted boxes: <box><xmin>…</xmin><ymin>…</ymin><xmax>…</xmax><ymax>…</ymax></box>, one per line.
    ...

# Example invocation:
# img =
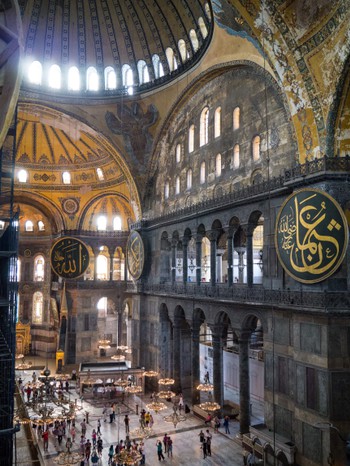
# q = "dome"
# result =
<box><xmin>19</xmin><ymin>0</ymin><xmax>213</xmax><ymax>96</ymax></box>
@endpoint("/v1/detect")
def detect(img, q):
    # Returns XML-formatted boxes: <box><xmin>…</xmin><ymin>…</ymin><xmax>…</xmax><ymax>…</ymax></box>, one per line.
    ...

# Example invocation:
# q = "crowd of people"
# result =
<box><xmin>17</xmin><ymin>370</ymin><xmax>240</xmax><ymax>465</ymax></box>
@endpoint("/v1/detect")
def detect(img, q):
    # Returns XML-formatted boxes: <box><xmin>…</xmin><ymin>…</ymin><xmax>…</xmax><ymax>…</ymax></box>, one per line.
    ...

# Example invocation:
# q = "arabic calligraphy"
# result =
<box><xmin>275</xmin><ymin>189</ymin><xmax>348</xmax><ymax>284</ymax></box>
<box><xmin>127</xmin><ymin>231</ymin><xmax>144</xmax><ymax>280</ymax></box>
<box><xmin>50</xmin><ymin>237</ymin><xmax>90</xmax><ymax>279</ymax></box>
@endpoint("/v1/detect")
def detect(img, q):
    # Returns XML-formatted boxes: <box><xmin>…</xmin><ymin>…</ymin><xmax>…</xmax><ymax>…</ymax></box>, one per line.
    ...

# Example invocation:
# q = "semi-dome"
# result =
<box><xmin>19</xmin><ymin>0</ymin><xmax>213</xmax><ymax>96</ymax></box>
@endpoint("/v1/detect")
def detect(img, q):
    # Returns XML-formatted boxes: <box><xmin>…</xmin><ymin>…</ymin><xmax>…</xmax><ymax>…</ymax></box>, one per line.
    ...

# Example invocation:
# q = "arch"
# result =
<box><xmin>32</xmin><ymin>291</ymin><xmax>44</xmax><ymax>324</ymax></box>
<box><xmin>189</xmin><ymin>29</ymin><xmax>199</xmax><ymax>52</ymax></box>
<box><xmin>68</xmin><ymin>66</ymin><xmax>80</xmax><ymax>90</ymax></box>
<box><xmin>186</xmin><ymin>168</ymin><xmax>192</xmax><ymax>189</ymax></box>
<box><xmin>34</xmin><ymin>254</ymin><xmax>45</xmax><ymax>281</ymax></box>
<box><xmin>166</xmin><ymin>47</ymin><xmax>177</xmax><ymax>72</ymax></box>
<box><xmin>233</xmin><ymin>144</ymin><xmax>240</xmax><ymax>168</ymax></box>
<box><xmin>104</xmin><ymin>66</ymin><xmax>117</xmax><ymax>90</ymax></box>
<box><xmin>137</xmin><ymin>60</ymin><xmax>150</xmax><ymax>84</ymax></box>
<box><xmin>233</xmin><ymin>106</ymin><xmax>240</xmax><ymax>130</ymax></box>
<box><xmin>215</xmin><ymin>153</ymin><xmax>222</xmax><ymax>177</ymax></box>
<box><xmin>122</xmin><ymin>64</ymin><xmax>134</xmax><ymax>87</ymax></box>
<box><xmin>178</xmin><ymin>39</ymin><xmax>187</xmax><ymax>63</ymax></box>
<box><xmin>113</xmin><ymin>215</ymin><xmax>122</xmax><ymax>231</ymax></box>
<box><xmin>113</xmin><ymin>247</ymin><xmax>125</xmax><ymax>280</ymax></box>
<box><xmin>152</xmin><ymin>54</ymin><xmax>164</xmax><ymax>78</ymax></box>
<box><xmin>28</xmin><ymin>60</ymin><xmax>42</xmax><ymax>85</ymax></box>
<box><xmin>175</xmin><ymin>175</ymin><xmax>180</xmax><ymax>195</ymax></box>
<box><xmin>86</xmin><ymin>66</ymin><xmax>99</xmax><ymax>91</ymax></box>
<box><xmin>62</xmin><ymin>171</ymin><xmax>71</xmax><ymax>184</ymax></box>
<box><xmin>96</xmin><ymin>246</ymin><xmax>109</xmax><ymax>280</ymax></box>
<box><xmin>164</xmin><ymin>180</ymin><xmax>170</xmax><ymax>199</ymax></box>
<box><xmin>25</xmin><ymin>220</ymin><xmax>33</xmax><ymax>232</ymax></box>
<box><xmin>200</xmin><ymin>160</ymin><xmax>206</xmax><ymax>184</ymax></box>
<box><xmin>175</xmin><ymin>143</ymin><xmax>182</xmax><ymax>163</ymax></box>
<box><xmin>188</xmin><ymin>124</ymin><xmax>195</xmax><ymax>153</ymax></box>
<box><xmin>200</xmin><ymin>107</ymin><xmax>209</xmax><ymax>146</ymax></box>
<box><xmin>214</xmin><ymin>106</ymin><xmax>221</xmax><ymax>138</ymax></box>
<box><xmin>252</xmin><ymin>135</ymin><xmax>261</xmax><ymax>161</ymax></box>
<box><xmin>48</xmin><ymin>64</ymin><xmax>61</xmax><ymax>89</ymax></box>
<box><xmin>18</xmin><ymin>169</ymin><xmax>28</xmax><ymax>183</ymax></box>
<box><xmin>198</xmin><ymin>17</ymin><xmax>208</xmax><ymax>38</ymax></box>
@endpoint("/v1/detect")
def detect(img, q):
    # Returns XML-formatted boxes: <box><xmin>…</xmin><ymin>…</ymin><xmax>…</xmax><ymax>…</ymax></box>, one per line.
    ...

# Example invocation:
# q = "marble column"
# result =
<box><xmin>239</xmin><ymin>333</ymin><xmax>251</xmax><ymax>434</ymax></box>
<box><xmin>212</xmin><ymin>327</ymin><xmax>223</xmax><ymax>407</ymax></box>
<box><xmin>182</xmin><ymin>237</ymin><xmax>188</xmax><ymax>284</ymax></box>
<box><xmin>208</xmin><ymin>231</ymin><xmax>218</xmax><ymax>286</ymax></box>
<box><xmin>246</xmin><ymin>229</ymin><xmax>253</xmax><ymax>287</ymax></box>
<box><xmin>195</xmin><ymin>235</ymin><xmax>202</xmax><ymax>286</ymax></box>
<box><xmin>227</xmin><ymin>233</ymin><xmax>234</xmax><ymax>286</ymax></box>
<box><xmin>192</xmin><ymin>321</ymin><xmax>201</xmax><ymax>405</ymax></box>
<box><xmin>171</xmin><ymin>239</ymin><xmax>177</xmax><ymax>284</ymax></box>
<box><xmin>173</xmin><ymin>316</ymin><xmax>182</xmax><ymax>393</ymax></box>
<box><xmin>109</xmin><ymin>252</ymin><xmax>114</xmax><ymax>281</ymax></box>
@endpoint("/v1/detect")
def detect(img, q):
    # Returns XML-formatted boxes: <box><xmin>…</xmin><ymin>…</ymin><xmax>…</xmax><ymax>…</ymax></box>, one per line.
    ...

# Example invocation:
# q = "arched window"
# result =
<box><xmin>214</xmin><ymin>107</ymin><xmax>221</xmax><ymax>138</ymax></box>
<box><xmin>97</xmin><ymin>297</ymin><xmax>108</xmax><ymax>317</ymax></box>
<box><xmin>178</xmin><ymin>39</ymin><xmax>187</xmax><ymax>62</ymax></box>
<box><xmin>122</xmin><ymin>64</ymin><xmax>133</xmax><ymax>86</ymax></box>
<box><xmin>175</xmin><ymin>176</ymin><xmax>180</xmax><ymax>195</ymax></box>
<box><xmin>200</xmin><ymin>161</ymin><xmax>206</xmax><ymax>184</ymax></box>
<box><xmin>25</xmin><ymin>220</ymin><xmax>34</xmax><ymax>232</ymax></box>
<box><xmin>68</xmin><ymin>66</ymin><xmax>80</xmax><ymax>90</ymax></box>
<box><xmin>97</xmin><ymin>215</ymin><xmax>107</xmax><ymax>231</ymax></box>
<box><xmin>62</xmin><ymin>171</ymin><xmax>71</xmax><ymax>184</ymax></box>
<box><xmin>32</xmin><ymin>291</ymin><xmax>43</xmax><ymax>324</ymax></box>
<box><xmin>152</xmin><ymin>54</ymin><xmax>164</xmax><ymax>78</ymax></box>
<box><xmin>28</xmin><ymin>60</ymin><xmax>42</xmax><ymax>85</ymax></box>
<box><xmin>113</xmin><ymin>216</ymin><xmax>122</xmax><ymax>231</ymax></box>
<box><xmin>166</xmin><ymin>47</ymin><xmax>177</xmax><ymax>72</ymax></box>
<box><xmin>200</xmin><ymin>107</ymin><xmax>209</xmax><ymax>147</ymax></box>
<box><xmin>198</xmin><ymin>17</ymin><xmax>208</xmax><ymax>38</ymax></box>
<box><xmin>252</xmin><ymin>135</ymin><xmax>261</xmax><ymax>161</ymax></box>
<box><xmin>113</xmin><ymin>247</ymin><xmax>125</xmax><ymax>281</ymax></box>
<box><xmin>137</xmin><ymin>60</ymin><xmax>150</xmax><ymax>84</ymax></box>
<box><xmin>18</xmin><ymin>169</ymin><xmax>28</xmax><ymax>183</ymax></box>
<box><xmin>17</xmin><ymin>258</ymin><xmax>21</xmax><ymax>282</ymax></box>
<box><xmin>188</xmin><ymin>124</ymin><xmax>195</xmax><ymax>153</ymax></box>
<box><xmin>175</xmin><ymin>144</ymin><xmax>181</xmax><ymax>163</ymax></box>
<box><xmin>204</xmin><ymin>3</ymin><xmax>211</xmax><ymax>20</ymax></box>
<box><xmin>216</xmin><ymin>153</ymin><xmax>222</xmax><ymax>177</ymax></box>
<box><xmin>96</xmin><ymin>254</ymin><xmax>108</xmax><ymax>280</ymax></box>
<box><xmin>186</xmin><ymin>169</ymin><xmax>192</xmax><ymax>189</ymax></box>
<box><xmin>104</xmin><ymin>66</ymin><xmax>117</xmax><ymax>90</ymax></box>
<box><xmin>164</xmin><ymin>181</ymin><xmax>170</xmax><ymax>199</ymax></box>
<box><xmin>189</xmin><ymin>29</ymin><xmax>199</xmax><ymax>52</ymax></box>
<box><xmin>233</xmin><ymin>144</ymin><xmax>240</xmax><ymax>168</ymax></box>
<box><xmin>233</xmin><ymin>106</ymin><xmax>240</xmax><ymax>130</ymax></box>
<box><xmin>96</xmin><ymin>167</ymin><xmax>104</xmax><ymax>181</ymax></box>
<box><xmin>86</xmin><ymin>66</ymin><xmax>99</xmax><ymax>91</ymax></box>
<box><xmin>0</xmin><ymin>220</ymin><xmax>5</xmax><ymax>230</ymax></box>
<box><xmin>38</xmin><ymin>220</ymin><xmax>45</xmax><ymax>231</ymax></box>
<box><xmin>34</xmin><ymin>254</ymin><xmax>45</xmax><ymax>281</ymax></box>
<box><xmin>48</xmin><ymin>64</ymin><xmax>61</xmax><ymax>89</ymax></box>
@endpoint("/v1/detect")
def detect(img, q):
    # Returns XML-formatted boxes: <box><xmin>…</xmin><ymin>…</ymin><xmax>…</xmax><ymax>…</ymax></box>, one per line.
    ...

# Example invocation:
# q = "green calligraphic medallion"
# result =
<box><xmin>51</xmin><ymin>237</ymin><xmax>90</xmax><ymax>279</ymax></box>
<box><xmin>275</xmin><ymin>189</ymin><xmax>349</xmax><ymax>284</ymax></box>
<box><xmin>126</xmin><ymin>231</ymin><xmax>145</xmax><ymax>280</ymax></box>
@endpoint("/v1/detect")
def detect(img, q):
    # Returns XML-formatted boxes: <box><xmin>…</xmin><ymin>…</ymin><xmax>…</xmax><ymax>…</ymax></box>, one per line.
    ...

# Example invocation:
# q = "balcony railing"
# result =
<box><xmin>126</xmin><ymin>281</ymin><xmax>350</xmax><ymax>311</ymax></box>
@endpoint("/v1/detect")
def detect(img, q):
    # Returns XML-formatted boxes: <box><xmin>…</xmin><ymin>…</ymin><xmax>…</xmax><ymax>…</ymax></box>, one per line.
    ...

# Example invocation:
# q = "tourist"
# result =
<box><xmin>92</xmin><ymin>428</ymin><xmax>97</xmax><ymax>446</ymax></box>
<box><xmin>80</xmin><ymin>419</ymin><xmax>87</xmax><ymax>436</ymax></box>
<box><xmin>124</xmin><ymin>414</ymin><xmax>130</xmax><ymax>433</ymax></box>
<box><xmin>167</xmin><ymin>436</ymin><xmax>173</xmax><ymax>457</ymax></box>
<box><xmin>91</xmin><ymin>449</ymin><xmax>99</xmax><ymax>464</ymax></box>
<box><xmin>206</xmin><ymin>429</ymin><xmax>212</xmax><ymax>456</ymax></box>
<box><xmin>213</xmin><ymin>415</ymin><xmax>220</xmax><ymax>433</ymax></box>
<box><xmin>97</xmin><ymin>436</ymin><xmax>103</xmax><ymax>456</ymax></box>
<box><xmin>108</xmin><ymin>445</ymin><xmax>114</xmax><ymax>464</ymax></box>
<box><xmin>139</xmin><ymin>440</ymin><xmax>145</xmax><ymax>464</ymax></box>
<box><xmin>42</xmin><ymin>429</ymin><xmax>49</xmax><ymax>452</ymax></box>
<box><xmin>70</xmin><ymin>425</ymin><xmax>76</xmax><ymax>442</ymax></box>
<box><xmin>198</xmin><ymin>430</ymin><xmax>205</xmax><ymax>443</ymax></box>
<box><xmin>201</xmin><ymin>438</ymin><xmax>207</xmax><ymax>458</ymax></box>
<box><xmin>156</xmin><ymin>440</ymin><xmax>165</xmax><ymax>461</ymax></box>
<box><xmin>97</xmin><ymin>418</ymin><xmax>101</xmax><ymax>435</ymax></box>
<box><xmin>163</xmin><ymin>433</ymin><xmax>169</xmax><ymax>453</ymax></box>
<box><xmin>223</xmin><ymin>415</ymin><xmax>230</xmax><ymax>434</ymax></box>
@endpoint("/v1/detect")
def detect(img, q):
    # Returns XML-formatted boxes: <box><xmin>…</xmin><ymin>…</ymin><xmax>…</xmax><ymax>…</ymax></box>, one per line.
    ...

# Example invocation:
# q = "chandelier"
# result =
<box><xmin>143</xmin><ymin>370</ymin><xmax>158</xmax><ymax>377</ymax></box>
<box><xmin>15</xmin><ymin>359</ymin><xmax>32</xmax><ymax>370</ymax></box>
<box><xmin>197</xmin><ymin>382</ymin><xmax>214</xmax><ymax>392</ymax></box>
<box><xmin>158</xmin><ymin>378</ymin><xmax>175</xmax><ymax>386</ymax></box>
<box><xmin>53</xmin><ymin>451</ymin><xmax>82</xmax><ymax>465</ymax></box>
<box><xmin>163</xmin><ymin>403</ymin><xmax>186</xmax><ymax>428</ymax></box>
<box><xmin>125</xmin><ymin>385</ymin><xmax>142</xmax><ymax>394</ymax></box>
<box><xmin>113</xmin><ymin>449</ymin><xmax>142</xmax><ymax>465</ymax></box>
<box><xmin>157</xmin><ymin>390</ymin><xmax>175</xmax><ymax>399</ymax></box>
<box><xmin>114</xmin><ymin>379</ymin><xmax>128</xmax><ymax>388</ymax></box>
<box><xmin>130</xmin><ymin>426</ymin><xmax>153</xmax><ymax>439</ymax></box>
<box><xmin>145</xmin><ymin>400</ymin><xmax>167</xmax><ymax>413</ymax></box>
<box><xmin>198</xmin><ymin>401</ymin><xmax>221</xmax><ymax>411</ymax></box>
<box><xmin>98</xmin><ymin>336</ymin><xmax>111</xmax><ymax>349</ymax></box>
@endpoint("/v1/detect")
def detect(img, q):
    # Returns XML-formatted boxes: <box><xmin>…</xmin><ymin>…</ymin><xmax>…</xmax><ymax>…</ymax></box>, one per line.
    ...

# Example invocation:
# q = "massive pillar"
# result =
<box><xmin>212</xmin><ymin>325</ymin><xmax>224</xmax><ymax>407</ymax></box>
<box><xmin>239</xmin><ymin>331</ymin><xmax>251</xmax><ymax>434</ymax></box>
<box><xmin>192</xmin><ymin>319</ymin><xmax>201</xmax><ymax>405</ymax></box>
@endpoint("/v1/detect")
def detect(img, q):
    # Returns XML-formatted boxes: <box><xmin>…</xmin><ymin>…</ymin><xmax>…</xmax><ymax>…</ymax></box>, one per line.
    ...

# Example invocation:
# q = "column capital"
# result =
<box><xmin>241</xmin><ymin>223</ymin><xmax>255</xmax><ymax>236</ymax></box>
<box><xmin>207</xmin><ymin>229</ymin><xmax>220</xmax><ymax>242</ymax></box>
<box><xmin>224</xmin><ymin>225</ymin><xmax>238</xmax><ymax>239</ymax></box>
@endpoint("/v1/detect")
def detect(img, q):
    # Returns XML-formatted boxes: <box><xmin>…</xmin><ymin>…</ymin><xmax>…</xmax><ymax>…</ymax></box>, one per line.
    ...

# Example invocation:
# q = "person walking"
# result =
<box><xmin>108</xmin><ymin>445</ymin><xmax>114</xmax><ymax>464</ymax></box>
<box><xmin>156</xmin><ymin>440</ymin><xmax>165</xmax><ymax>461</ymax></box>
<box><xmin>223</xmin><ymin>415</ymin><xmax>230</xmax><ymax>434</ymax></box>
<box><xmin>70</xmin><ymin>425</ymin><xmax>76</xmax><ymax>442</ymax></box>
<box><xmin>167</xmin><ymin>436</ymin><xmax>173</xmax><ymax>457</ymax></box>
<box><xmin>42</xmin><ymin>429</ymin><xmax>49</xmax><ymax>452</ymax></box>
<box><xmin>201</xmin><ymin>438</ymin><xmax>207</xmax><ymax>459</ymax></box>
<box><xmin>163</xmin><ymin>433</ymin><xmax>169</xmax><ymax>453</ymax></box>
<box><xmin>97</xmin><ymin>418</ymin><xmax>101</xmax><ymax>435</ymax></box>
<box><xmin>91</xmin><ymin>449</ymin><xmax>99</xmax><ymax>465</ymax></box>
<box><xmin>124</xmin><ymin>414</ymin><xmax>130</xmax><ymax>434</ymax></box>
<box><xmin>80</xmin><ymin>419</ymin><xmax>87</xmax><ymax>436</ymax></box>
<box><xmin>206</xmin><ymin>430</ymin><xmax>212</xmax><ymax>456</ymax></box>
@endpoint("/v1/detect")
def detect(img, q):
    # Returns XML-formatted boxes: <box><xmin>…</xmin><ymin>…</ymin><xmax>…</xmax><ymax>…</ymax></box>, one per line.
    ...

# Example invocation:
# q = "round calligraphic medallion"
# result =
<box><xmin>50</xmin><ymin>237</ymin><xmax>90</xmax><ymax>279</ymax></box>
<box><xmin>275</xmin><ymin>189</ymin><xmax>349</xmax><ymax>284</ymax></box>
<box><xmin>126</xmin><ymin>231</ymin><xmax>145</xmax><ymax>280</ymax></box>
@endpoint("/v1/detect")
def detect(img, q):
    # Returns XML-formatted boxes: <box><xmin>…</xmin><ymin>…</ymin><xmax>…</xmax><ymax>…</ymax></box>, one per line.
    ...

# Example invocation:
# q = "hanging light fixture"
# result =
<box><xmin>125</xmin><ymin>384</ymin><xmax>142</xmax><ymax>394</ymax></box>
<box><xmin>158</xmin><ymin>377</ymin><xmax>175</xmax><ymax>386</ymax></box>
<box><xmin>111</xmin><ymin>351</ymin><xmax>126</xmax><ymax>361</ymax></box>
<box><xmin>163</xmin><ymin>402</ymin><xmax>186</xmax><ymax>428</ymax></box>
<box><xmin>143</xmin><ymin>370</ymin><xmax>158</xmax><ymax>377</ymax></box>
<box><xmin>157</xmin><ymin>390</ymin><xmax>175</xmax><ymax>399</ymax></box>
<box><xmin>98</xmin><ymin>335</ymin><xmax>111</xmax><ymax>349</ymax></box>
<box><xmin>145</xmin><ymin>399</ymin><xmax>167</xmax><ymax>413</ymax></box>
<box><xmin>53</xmin><ymin>451</ymin><xmax>82</xmax><ymax>465</ymax></box>
<box><xmin>113</xmin><ymin>449</ymin><xmax>142</xmax><ymax>465</ymax></box>
<box><xmin>198</xmin><ymin>400</ymin><xmax>221</xmax><ymax>412</ymax></box>
<box><xmin>197</xmin><ymin>382</ymin><xmax>214</xmax><ymax>392</ymax></box>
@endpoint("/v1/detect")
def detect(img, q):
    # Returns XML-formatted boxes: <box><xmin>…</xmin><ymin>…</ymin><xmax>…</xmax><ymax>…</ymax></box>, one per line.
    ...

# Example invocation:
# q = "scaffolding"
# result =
<box><xmin>0</xmin><ymin>116</ymin><xmax>19</xmax><ymax>462</ymax></box>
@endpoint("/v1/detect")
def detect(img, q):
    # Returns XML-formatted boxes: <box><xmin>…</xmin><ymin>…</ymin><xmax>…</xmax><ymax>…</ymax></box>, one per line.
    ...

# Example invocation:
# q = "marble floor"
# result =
<box><xmin>14</xmin><ymin>358</ymin><xmax>265</xmax><ymax>466</ymax></box>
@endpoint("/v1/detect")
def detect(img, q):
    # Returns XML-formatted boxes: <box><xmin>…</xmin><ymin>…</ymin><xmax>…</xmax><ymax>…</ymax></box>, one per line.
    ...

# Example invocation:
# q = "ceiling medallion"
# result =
<box><xmin>24</xmin><ymin>249</ymin><xmax>31</xmax><ymax>257</ymax></box>
<box><xmin>61</xmin><ymin>198</ymin><xmax>79</xmax><ymax>215</ymax></box>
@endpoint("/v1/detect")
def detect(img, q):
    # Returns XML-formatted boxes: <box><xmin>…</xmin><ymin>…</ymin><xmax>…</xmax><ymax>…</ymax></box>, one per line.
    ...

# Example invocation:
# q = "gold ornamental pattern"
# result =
<box><xmin>275</xmin><ymin>189</ymin><xmax>349</xmax><ymax>284</ymax></box>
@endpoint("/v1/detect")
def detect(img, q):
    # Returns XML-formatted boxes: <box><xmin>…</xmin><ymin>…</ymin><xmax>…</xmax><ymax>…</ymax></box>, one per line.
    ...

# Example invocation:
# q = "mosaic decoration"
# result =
<box><xmin>275</xmin><ymin>189</ymin><xmax>348</xmax><ymax>284</ymax></box>
<box><xmin>61</xmin><ymin>198</ymin><xmax>80</xmax><ymax>216</ymax></box>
